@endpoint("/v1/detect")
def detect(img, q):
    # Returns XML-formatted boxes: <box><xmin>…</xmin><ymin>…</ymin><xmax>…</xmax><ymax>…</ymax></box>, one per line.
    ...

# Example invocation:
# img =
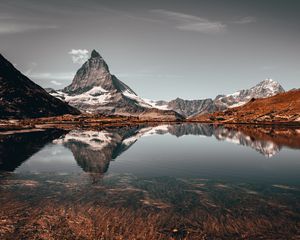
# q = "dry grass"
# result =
<box><xmin>0</xmin><ymin>173</ymin><xmax>299</xmax><ymax>239</ymax></box>
<box><xmin>190</xmin><ymin>90</ymin><xmax>300</xmax><ymax>124</ymax></box>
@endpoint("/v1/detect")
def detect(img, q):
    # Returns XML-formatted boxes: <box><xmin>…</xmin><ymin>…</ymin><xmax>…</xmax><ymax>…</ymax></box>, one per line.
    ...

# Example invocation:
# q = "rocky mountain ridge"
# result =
<box><xmin>153</xmin><ymin>78</ymin><xmax>285</xmax><ymax>117</ymax></box>
<box><xmin>0</xmin><ymin>54</ymin><xmax>80</xmax><ymax>119</ymax></box>
<box><xmin>48</xmin><ymin>49</ymin><xmax>285</xmax><ymax>119</ymax></box>
<box><xmin>190</xmin><ymin>89</ymin><xmax>300</xmax><ymax>124</ymax></box>
<box><xmin>49</xmin><ymin>50</ymin><xmax>183</xmax><ymax>121</ymax></box>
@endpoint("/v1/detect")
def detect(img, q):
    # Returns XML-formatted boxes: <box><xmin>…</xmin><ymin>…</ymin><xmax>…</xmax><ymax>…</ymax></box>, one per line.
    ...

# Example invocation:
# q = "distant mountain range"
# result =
<box><xmin>149</xmin><ymin>78</ymin><xmax>285</xmax><ymax>117</ymax></box>
<box><xmin>47</xmin><ymin>50</ymin><xmax>285</xmax><ymax>118</ymax></box>
<box><xmin>0</xmin><ymin>54</ymin><xmax>80</xmax><ymax>119</ymax></box>
<box><xmin>191</xmin><ymin>89</ymin><xmax>300</xmax><ymax>124</ymax></box>
<box><xmin>0</xmin><ymin>50</ymin><xmax>293</xmax><ymax>120</ymax></box>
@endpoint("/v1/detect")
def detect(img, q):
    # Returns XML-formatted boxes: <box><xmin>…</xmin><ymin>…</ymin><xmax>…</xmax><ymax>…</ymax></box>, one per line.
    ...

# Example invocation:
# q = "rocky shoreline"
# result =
<box><xmin>0</xmin><ymin>115</ymin><xmax>299</xmax><ymax>134</ymax></box>
<box><xmin>0</xmin><ymin>114</ymin><xmax>185</xmax><ymax>132</ymax></box>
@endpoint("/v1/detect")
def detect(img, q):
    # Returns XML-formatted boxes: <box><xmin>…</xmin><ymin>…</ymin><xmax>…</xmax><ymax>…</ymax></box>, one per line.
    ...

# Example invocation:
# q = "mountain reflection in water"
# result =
<box><xmin>0</xmin><ymin>129</ymin><xmax>67</xmax><ymax>171</ymax></box>
<box><xmin>0</xmin><ymin>124</ymin><xmax>299</xmax><ymax>173</ymax></box>
<box><xmin>0</xmin><ymin>124</ymin><xmax>299</xmax><ymax>239</ymax></box>
<box><xmin>54</xmin><ymin>123</ymin><xmax>300</xmax><ymax>174</ymax></box>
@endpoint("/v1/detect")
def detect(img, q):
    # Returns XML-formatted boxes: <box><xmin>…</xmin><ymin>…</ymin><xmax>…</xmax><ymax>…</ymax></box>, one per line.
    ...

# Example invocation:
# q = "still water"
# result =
<box><xmin>0</xmin><ymin>124</ymin><xmax>299</xmax><ymax>239</ymax></box>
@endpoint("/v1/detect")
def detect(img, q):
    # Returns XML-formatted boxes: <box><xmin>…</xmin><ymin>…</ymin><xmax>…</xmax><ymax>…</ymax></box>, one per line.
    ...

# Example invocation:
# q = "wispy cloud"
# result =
<box><xmin>116</xmin><ymin>72</ymin><xmax>183</xmax><ymax>79</ymax></box>
<box><xmin>24</xmin><ymin>62</ymin><xmax>38</xmax><ymax>75</ymax></box>
<box><xmin>101</xmin><ymin>7</ymin><xmax>163</xmax><ymax>23</ymax></box>
<box><xmin>232</xmin><ymin>16</ymin><xmax>257</xmax><ymax>24</ymax></box>
<box><xmin>0</xmin><ymin>22</ymin><xmax>58</xmax><ymax>35</ymax></box>
<box><xmin>151</xmin><ymin>9</ymin><xmax>226</xmax><ymax>34</ymax></box>
<box><xmin>29</xmin><ymin>72</ymin><xmax>74</xmax><ymax>81</ymax></box>
<box><xmin>68</xmin><ymin>49</ymin><xmax>89</xmax><ymax>64</ymax></box>
<box><xmin>50</xmin><ymin>80</ymin><xmax>63</xmax><ymax>86</ymax></box>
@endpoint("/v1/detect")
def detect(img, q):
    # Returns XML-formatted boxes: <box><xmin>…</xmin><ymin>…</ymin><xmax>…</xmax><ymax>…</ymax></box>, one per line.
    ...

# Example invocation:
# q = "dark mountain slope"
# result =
<box><xmin>0</xmin><ymin>54</ymin><xmax>80</xmax><ymax>119</ymax></box>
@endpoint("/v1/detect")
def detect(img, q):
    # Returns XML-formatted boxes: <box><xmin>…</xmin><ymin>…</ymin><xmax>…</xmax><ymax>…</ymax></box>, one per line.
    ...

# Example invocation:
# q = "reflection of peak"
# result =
<box><xmin>213</xmin><ymin>127</ymin><xmax>281</xmax><ymax>157</ymax></box>
<box><xmin>167</xmin><ymin>124</ymin><xmax>213</xmax><ymax>137</ymax></box>
<box><xmin>54</xmin><ymin>130</ymin><xmax>114</xmax><ymax>150</ymax></box>
<box><xmin>158</xmin><ymin>124</ymin><xmax>286</xmax><ymax>157</ymax></box>
<box><xmin>63</xmin><ymin>141</ymin><xmax>111</xmax><ymax>173</ymax></box>
<box><xmin>51</xmin><ymin>124</ymin><xmax>298</xmax><ymax>175</ymax></box>
<box><xmin>54</xmin><ymin>127</ymin><xmax>141</xmax><ymax>173</ymax></box>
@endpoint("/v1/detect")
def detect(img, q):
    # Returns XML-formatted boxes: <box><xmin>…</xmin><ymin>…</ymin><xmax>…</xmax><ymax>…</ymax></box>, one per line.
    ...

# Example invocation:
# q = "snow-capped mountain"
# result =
<box><xmin>48</xmin><ymin>50</ymin><xmax>182</xmax><ymax>120</ymax></box>
<box><xmin>47</xmin><ymin>49</ymin><xmax>284</xmax><ymax>119</ymax></box>
<box><xmin>213</xmin><ymin>78</ymin><xmax>285</xmax><ymax>109</ymax></box>
<box><xmin>153</xmin><ymin>78</ymin><xmax>285</xmax><ymax>117</ymax></box>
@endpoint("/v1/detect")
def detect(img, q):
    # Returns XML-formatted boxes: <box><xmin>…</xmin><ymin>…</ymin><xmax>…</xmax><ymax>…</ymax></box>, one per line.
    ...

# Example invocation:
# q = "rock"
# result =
<box><xmin>0</xmin><ymin>54</ymin><xmax>80</xmax><ymax>119</ymax></box>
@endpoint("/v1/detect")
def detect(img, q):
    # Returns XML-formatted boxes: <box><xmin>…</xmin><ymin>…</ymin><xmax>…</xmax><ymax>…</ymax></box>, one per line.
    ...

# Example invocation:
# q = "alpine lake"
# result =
<box><xmin>0</xmin><ymin>123</ymin><xmax>299</xmax><ymax>239</ymax></box>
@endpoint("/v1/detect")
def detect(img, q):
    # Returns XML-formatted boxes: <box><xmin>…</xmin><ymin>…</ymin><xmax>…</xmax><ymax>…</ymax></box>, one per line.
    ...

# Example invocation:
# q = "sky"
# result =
<box><xmin>1</xmin><ymin>0</ymin><xmax>300</xmax><ymax>100</ymax></box>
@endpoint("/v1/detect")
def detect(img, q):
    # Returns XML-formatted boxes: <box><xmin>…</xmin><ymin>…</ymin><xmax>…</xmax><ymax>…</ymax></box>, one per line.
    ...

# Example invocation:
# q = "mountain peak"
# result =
<box><xmin>255</xmin><ymin>78</ymin><xmax>284</xmax><ymax>92</ymax></box>
<box><xmin>91</xmin><ymin>49</ymin><xmax>101</xmax><ymax>58</ymax></box>
<box><xmin>260</xmin><ymin>78</ymin><xmax>276</xmax><ymax>84</ymax></box>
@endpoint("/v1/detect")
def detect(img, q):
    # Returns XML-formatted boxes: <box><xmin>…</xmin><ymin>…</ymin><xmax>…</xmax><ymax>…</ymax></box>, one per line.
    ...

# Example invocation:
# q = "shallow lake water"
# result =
<box><xmin>0</xmin><ymin>124</ymin><xmax>299</xmax><ymax>239</ymax></box>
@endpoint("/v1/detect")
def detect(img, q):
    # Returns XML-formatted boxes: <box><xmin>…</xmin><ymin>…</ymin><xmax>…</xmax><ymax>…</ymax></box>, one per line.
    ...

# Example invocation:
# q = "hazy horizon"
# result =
<box><xmin>1</xmin><ymin>0</ymin><xmax>299</xmax><ymax>100</ymax></box>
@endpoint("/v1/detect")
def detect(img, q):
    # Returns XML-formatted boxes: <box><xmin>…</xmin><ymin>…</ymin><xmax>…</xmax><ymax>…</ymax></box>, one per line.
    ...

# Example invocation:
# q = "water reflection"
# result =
<box><xmin>53</xmin><ymin>127</ymin><xmax>142</xmax><ymax>173</ymax></box>
<box><xmin>0</xmin><ymin>124</ymin><xmax>299</xmax><ymax>239</ymax></box>
<box><xmin>54</xmin><ymin>124</ymin><xmax>300</xmax><ymax>174</ymax></box>
<box><xmin>0</xmin><ymin>129</ymin><xmax>66</xmax><ymax>171</ymax></box>
<box><xmin>0</xmin><ymin>124</ymin><xmax>299</xmax><ymax>173</ymax></box>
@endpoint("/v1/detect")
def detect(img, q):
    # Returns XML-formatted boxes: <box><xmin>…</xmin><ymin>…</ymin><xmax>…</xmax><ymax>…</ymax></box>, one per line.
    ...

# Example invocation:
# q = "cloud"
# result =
<box><xmin>50</xmin><ymin>80</ymin><xmax>63</xmax><ymax>86</ymax></box>
<box><xmin>232</xmin><ymin>16</ymin><xmax>257</xmax><ymax>24</ymax></box>
<box><xmin>0</xmin><ymin>23</ymin><xmax>57</xmax><ymax>35</ymax></box>
<box><xmin>101</xmin><ymin>7</ymin><xmax>163</xmax><ymax>23</ymax></box>
<box><xmin>68</xmin><ymin>49</ymin><xmax>89</xmax><ymax>64</ymax></box>
<box><xmin>29</xmin><ymin>72</ymin><xmax>74</xmax><ymax>81</ymax></box>
<box><xmin>24</xmin><ymin>62</ymin><xmax>38</xmax><ymax>75</ymax></box>
<box><xmin>116</xmin><ymin>72</ymin><xmax>183</xmax><ymax>79</ymax></box>
<box><xmin>151</xmin><ymin>9</ymin><xmax>226</xmax><ymax>34</ymax></box>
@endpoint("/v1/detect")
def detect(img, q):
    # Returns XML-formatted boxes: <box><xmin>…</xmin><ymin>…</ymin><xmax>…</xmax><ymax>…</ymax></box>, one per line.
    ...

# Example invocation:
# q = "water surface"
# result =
<box><xmin>0</xmin><ymin>124</ymin><xmax>299</xmax><ymax>239</ymax></box>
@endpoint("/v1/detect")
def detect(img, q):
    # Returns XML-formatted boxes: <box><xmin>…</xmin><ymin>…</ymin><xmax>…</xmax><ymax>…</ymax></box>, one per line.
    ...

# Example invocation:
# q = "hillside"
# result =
<box><xmin>0</xmin><ymin>54</ymin><xmax>80</xmax><ymax>119</ymax></box>
<box><xmin>189</xmin><ymin>90</ymin><xmax>300</xmax><ymax>124</ymax></box>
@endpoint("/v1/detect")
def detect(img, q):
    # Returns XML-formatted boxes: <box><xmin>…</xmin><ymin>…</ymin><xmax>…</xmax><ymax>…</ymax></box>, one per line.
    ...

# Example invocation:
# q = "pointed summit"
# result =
<box><xmin>91</xmin><ymin>49</ymin><xmax>101</xmax><ymax>58</ymax></box>
<box><xmin>63</xmin><ymin>49</ymin><xmax>113</xmax><ymax>93</ymax></box>
<box><xmin>255</xmin><ymin>78</ymin><xmax>285</xmax><ymax>93</ymax></box>
<box><xmin>260</xmin><ymin>78</ymin><xmax>276</xmax><ymax>84</ymax></box>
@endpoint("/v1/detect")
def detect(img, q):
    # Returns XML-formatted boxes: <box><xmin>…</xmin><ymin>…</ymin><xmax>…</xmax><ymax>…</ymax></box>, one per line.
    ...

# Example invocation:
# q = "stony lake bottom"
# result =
<box><xmin>0</xmin><ymin>123</ymin><xmax>299</xmax><ymax>240</ymax></box>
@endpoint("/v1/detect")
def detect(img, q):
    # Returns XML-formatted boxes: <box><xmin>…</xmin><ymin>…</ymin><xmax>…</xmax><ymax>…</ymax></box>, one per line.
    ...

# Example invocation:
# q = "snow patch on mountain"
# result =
<box><xmin>46</xmin><ymin>49</ymin><xmax>284</xmax><ymax>118</ymax></box>
<box><xmin>51</xmin><ymin>86</ymin><xmax>112</xmax><ymax>108</ymax></box>
<box><xmin>214</xmin><ymin>78</ymin><xmax>285</xmax><ymax>110</ymax></box>
<box><xmin>122</xmin><ymin>90</ymin><xmax>169</xmax><ymax>110</ymax></box>
<box><xmin>53</xmin><ymin>130</ymin><xmax>113</xmax><ymax>150</ymax></box>
<box><xmin>214</xmin><ymin>127</ymin><xmax>280</xmax><ymax>157</ymax></box>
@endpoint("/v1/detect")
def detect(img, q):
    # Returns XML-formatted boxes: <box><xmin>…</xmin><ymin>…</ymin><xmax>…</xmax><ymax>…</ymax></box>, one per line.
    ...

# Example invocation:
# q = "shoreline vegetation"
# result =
<box><xmin>0</xmin><ymin>114</ymin><xmax>299</xmax><ymax>133</ymax></box>
<box><xmin>0</xmin><ymin>115</ymin><xmax>300</xmax><ymax>151</ymax></box>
